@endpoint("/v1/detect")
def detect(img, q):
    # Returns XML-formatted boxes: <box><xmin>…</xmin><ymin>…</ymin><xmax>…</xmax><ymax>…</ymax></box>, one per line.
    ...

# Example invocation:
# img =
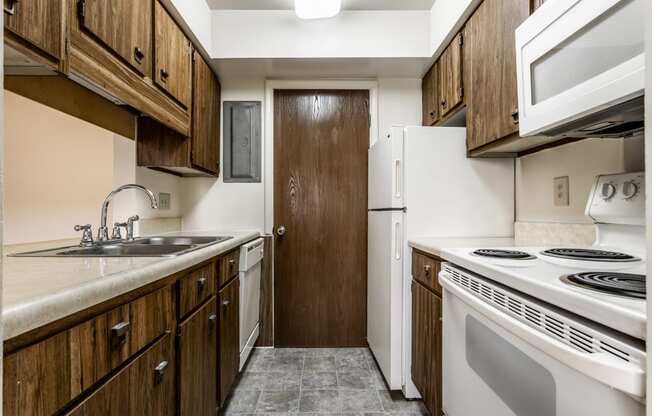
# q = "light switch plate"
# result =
<box><xmin>554</xmin><ymin>176</ymin><xmax>569</xmax><ymax>206</ymax></box>
<box><xmin>158</xmin><ymin>192</ymin><xmax>171</xmax><ymax>210</ymax></box>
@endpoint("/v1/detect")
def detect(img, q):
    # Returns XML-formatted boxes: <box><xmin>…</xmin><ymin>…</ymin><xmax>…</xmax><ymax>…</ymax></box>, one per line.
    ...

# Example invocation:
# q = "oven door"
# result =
<box><xmin>441</xmin><ymin>282</ymin><xmax>644</xmax><ymax>416</ymax></box>
<box><xmin>516</xmin><ymin>0</ymin><xmax>644</xmax><ymax>137</ymax></box>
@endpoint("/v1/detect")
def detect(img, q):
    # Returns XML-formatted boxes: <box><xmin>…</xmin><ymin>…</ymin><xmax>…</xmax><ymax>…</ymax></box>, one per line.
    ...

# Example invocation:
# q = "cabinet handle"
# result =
<box><xmin>511</xmin><ymin>108</ymin><xmax>520</xmax><ymax>124</ymax></box>
<box><xmin>4</xmin><ymin>0</ymin><xmax>18</xmax><ymax>15</ymax></box>
<box><xmin>222</xmin><ymin>300</ymin><xmax>230</xmax><ymax>311</ymax></box>
<box><xmin>429</xmin><ymin>111</ymin><xmax>434</xmax><ymax>117</ymax></box>
<box><xmin>197</xmin><ymin>277</ymin><xmax>207</xmax><ymax>292</ymax></box>
<box><xmin>110</xmin><ymin>321</ymin><xmax>131</xmax><ymax>348</ymax></box>
<box><xmin>154</xmin><ymin>361</ymin><xmax>168</xmax><ymax>385</ymax></box>
<box><xmin>424</xmin><ymin>264</ymin><xmax>432</xmax><ymax>277</ymax></box>
<box><xmin>160</xmin><ymin>68</ymin><xmax>169</xmax><ymax>81</ymax></box>
<box><xmin>134</xmin><ymin>47</ymin><xmax>145</xmax><ymax>64</ymax></box>
<box><xmin>441</xmin><ymin>100</ymin><xmax>447</xmax><ymax>108</ymax></box>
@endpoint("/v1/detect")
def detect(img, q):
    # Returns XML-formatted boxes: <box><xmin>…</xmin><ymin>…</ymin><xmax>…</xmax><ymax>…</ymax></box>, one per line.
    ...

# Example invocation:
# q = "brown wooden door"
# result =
<box><xmin>219</xmin><ymin>277</ymin><xmax>240</xmax><ymax>406</ymax></box>
<box><xmin>422</xmin><ymin>63</ymin><xmax>439</xmax><ymax>126</ymax></box>
<box><xmin>438</xmin><ymin>33</ymin><xmax>464</xmax><ymax>117</ymax></box>
<box><xmin>411</xmin><ymin>280</ymin><xmax>442</xmax><ymax>416</ymax></box>
<box><xmin>77</xmin><ymin>0</ymin><xmax>152</xmax><ymax>76</ymax></box>
<box><xmin>5</xmin><ymin>0</ymin><xmax>61</xmax><ymax>58</ymax></box>
<box><xmin>192</xmin><ymin>50</ymin><xmax>221</xmax><ymax>174</ymax></box>
<box><xmin>179</xmin><ymin>298</ymin><xmax>218</xmax><ymax>416</ymax></box>
<box><xmin>154</xmin><ymin>0</ymin><xmax>192</xmax><ymax>108</ymax></box>
<box><xmin>465</xmin><ymin>0</ymin><xmax>529</xmax><ymax>151</ymax></box>
<box><xmin>274</xmin><ymin>89</ymin><xmax>368</xmax><ymax>347</ymax></box>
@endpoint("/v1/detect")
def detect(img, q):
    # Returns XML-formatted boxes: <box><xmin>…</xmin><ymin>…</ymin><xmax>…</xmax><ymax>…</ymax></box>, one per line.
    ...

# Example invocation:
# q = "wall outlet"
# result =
<box><xmin>553</xmin><ymin>176</ymin><xmax>569</xmax><ymax>207</ymax></box>
<box><xmin>158</xmin><ymin>192</ymin><xmax>171</xmax><ymax>210</ymax></box>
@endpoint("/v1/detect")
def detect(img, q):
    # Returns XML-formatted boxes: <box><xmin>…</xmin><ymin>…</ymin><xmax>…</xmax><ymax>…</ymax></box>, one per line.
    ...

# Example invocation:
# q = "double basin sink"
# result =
<box><xmin>10</xmin><ymin>236</ymin><xmax>233</xmax><ymax>258</ymax></box>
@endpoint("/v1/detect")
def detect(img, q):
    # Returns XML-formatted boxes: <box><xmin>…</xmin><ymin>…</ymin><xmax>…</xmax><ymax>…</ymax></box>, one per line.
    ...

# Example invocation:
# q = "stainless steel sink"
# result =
<box><xmin>9</xmin><ymin>235</ymin><xmax>233</xmax><ymax>257</ymax></box>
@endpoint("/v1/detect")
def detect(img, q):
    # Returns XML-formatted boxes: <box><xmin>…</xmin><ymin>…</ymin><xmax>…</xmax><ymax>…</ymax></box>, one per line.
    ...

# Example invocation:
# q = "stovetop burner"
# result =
<box><xmin>561</xmin><ymin>272</ymin><xmax>646</xmax><ymax>299</ymax></box>
<box><xmin>472</xmin><ymin>249</ymin><xmax>536</xmax><ymax>260</ymax></box>
<box><xmin>541</xmin><ymin>248</ymin><xmax>639</xmax><ymax>263</ymax></box>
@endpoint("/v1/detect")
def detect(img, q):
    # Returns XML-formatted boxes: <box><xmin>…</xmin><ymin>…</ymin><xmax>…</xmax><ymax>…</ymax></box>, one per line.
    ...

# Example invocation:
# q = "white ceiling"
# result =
<box><xmin>207</xmin><ymin>0</ymin><xmax>435</xmax><ymax>11</ymax></box>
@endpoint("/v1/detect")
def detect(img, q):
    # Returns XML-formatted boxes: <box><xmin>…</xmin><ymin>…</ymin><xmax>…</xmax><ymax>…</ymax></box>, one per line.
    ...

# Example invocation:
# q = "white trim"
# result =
<box><xmin>263</xmin><ymin>79</ymin><xmax>378</xmax><ymax>234</ymax></box>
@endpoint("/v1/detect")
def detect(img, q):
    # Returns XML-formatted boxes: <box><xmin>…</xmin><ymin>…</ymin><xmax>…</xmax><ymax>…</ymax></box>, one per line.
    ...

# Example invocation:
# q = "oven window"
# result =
<box><xmin>531</xmin><ymin>0</ymin><xmax>643</xmax><ymax>105</ymax></box>
<box><xmin>466</xmin><ymin>315</ymin><xmax>556</xmax><ymax>416</ymax></box>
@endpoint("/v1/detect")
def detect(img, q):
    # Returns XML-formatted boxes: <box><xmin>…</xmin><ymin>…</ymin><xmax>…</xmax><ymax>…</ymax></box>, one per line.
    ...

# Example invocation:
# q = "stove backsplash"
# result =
<box><xmin>514</xmin><ymin>221</ymin><xmax>596</xmax><ymax>247</ymax></box>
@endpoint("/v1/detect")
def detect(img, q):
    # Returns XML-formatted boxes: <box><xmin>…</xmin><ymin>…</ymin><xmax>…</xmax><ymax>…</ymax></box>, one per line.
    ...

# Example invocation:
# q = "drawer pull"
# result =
<box><xmin>197</xmin><ymin>277</ymin><xmax>207</xmax><ymax>292</ymax></box>
<box><xmin>110</xmin><ymin>321</ymin><xmax>131</xmax><ymax>348</ymax></box>
<box><xmin>154</xmin><ymin>360</ymin><xmax>168</xmax><ymax>384</ymax></box>
<box><xmin>228</xmin><ymin>259</ymin><xmax>236</xmax><ymax>266</ymax></box>
<box><xmin>222</xmin><ymin>300</ymin><xmax>230</xmax><ymax>309</ymax></box>
<box><xmin>423</xmin><ymin>264</ymin><xmax>432</xmax><ymax>277</ymax></box>
<box><xmin>160</xmin><ymin>68</ymin><xmax>169</xmax><ymax>81</ymax></box>
<box><xmin>134</xmin><ymin>47</ymin><xmax>145</xmax><ymax>64</ymax></box>
<box><xmin>4</xmin><ymin>0</ymin><xmax>18</xmax><ymax>15</ymax></box>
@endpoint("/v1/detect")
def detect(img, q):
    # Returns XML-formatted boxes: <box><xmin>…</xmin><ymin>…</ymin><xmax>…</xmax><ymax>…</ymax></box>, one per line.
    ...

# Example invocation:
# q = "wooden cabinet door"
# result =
<box><xmin>179</xmin><ymin>297</ymin><xmax>218</xmax><ymax>416</ymax></box>
<box><xmin>192</xmin><ymin>51</ymin><xmax>221</xmax><ymax>174</ymax></box>
<box><xmin>465</xmin><ymin>0</ymin><xmax>529</xmax><ymax>151</ymax></box>
<box><xmin>438</xmin><ymin>33</ymin><xmax>464</xmax><ymax>117</ymax></box>
<box><xmin>77</xmin><ymin>0</ymin><xmax>152</xmax><ymax>76</ymax></box>
<box><xmin>219</xmin><ymin>277</ymin><xmax>240</xmax><ymax>406</ymax></box>
<box><xmin>422</xmin><ymin>63</ymin><xmax>439</xmax><ymax>126</ymax></box>
<box><xmin>411</xmin><ymin>281</ymin><xmax>442</xmax><ymax>416</ymax></box>
<box><xmin>154</xmin><ymin>0</ymin><xmax>192</xmax><ymax>108</ymax></box>
<box><xmin>5</xmin><ymin>0</ymin><xmax>61</xmax><ymax>59</ymax></box>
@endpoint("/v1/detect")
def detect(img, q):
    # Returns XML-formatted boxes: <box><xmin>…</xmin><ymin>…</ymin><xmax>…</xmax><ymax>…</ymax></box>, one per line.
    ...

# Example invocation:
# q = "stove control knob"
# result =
<box><xmin>601</xmin><ymin>183</ymin><xmax>616</xmax><ymax>201</ymax></box>
<box><xmin>622</xmin><ymin>180</ymin><xmax>640</xmax><ymax>200</ymax></box>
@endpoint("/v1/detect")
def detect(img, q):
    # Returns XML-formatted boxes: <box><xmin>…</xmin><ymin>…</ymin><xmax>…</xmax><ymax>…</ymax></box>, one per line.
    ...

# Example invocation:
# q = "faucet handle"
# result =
<box><xmin>112</xmin><ymin>222</ymin><xmax>128</xmax><ymax>240</ymax></box>
<box><xmin>74</xmin><ymin>224</ymin><xmax>94</xmax><ymax>247</ymax></box>
<box><xmin>126</xmin><ymin>215</ymin><xmax>140</xmax><ymax>241</ymax></box>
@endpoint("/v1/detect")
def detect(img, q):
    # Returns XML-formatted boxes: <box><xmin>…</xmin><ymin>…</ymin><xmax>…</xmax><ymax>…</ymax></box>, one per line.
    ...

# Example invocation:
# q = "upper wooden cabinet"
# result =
<box><xmin>421</xmin><ymin>63</ymin><xmax>439</xmax><ymax>126</ymax></box>
<box><xmin>77</xmin><ymin>0</ymin><xmax>152</xmax><ymax>77</ymax></box>
<box><xmin>154</xmin><ymin>1</ymin><xmax>192</xmax><ymax>109</ymax></box>
<box><xmin>438</xmin><ymin>33</ymin><xmax>464</xmax><ymax>118</ymax></box>
<box><xmin>531</xmin><ymin>0</ymin><xmax>545</xmax><ymax>12</ymax></box>
<box><xmin>4</xmin><ymin>0</ymin><xmax>62</xmax><ymax>67</ymax></box>
<box><xmin>191</xmin><ymin>51</ymin><xmax>221</xmax><ymax>175</ymax></box>
<box><xmin>465</xmin><ymin>0</ymin><xmax>529</xmax><ymax>153</ymax></box>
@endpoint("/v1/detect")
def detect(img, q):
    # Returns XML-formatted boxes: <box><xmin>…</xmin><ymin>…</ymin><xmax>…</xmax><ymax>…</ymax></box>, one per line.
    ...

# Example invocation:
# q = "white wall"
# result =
<box><xmin>181</xmin><ymin>78</ymin><xmax>266</xmax><ymax>232</ymax></box>
<box><xmin>377</xmin><ymin>78</ymin><xmax>422</xmax><ymax>142</ymax></box>
<box><xmin>168</xmin><ymin>0</ymin><xmax>213</xmax><ymax>55</ymax></box>
<box><xmin>429</xmin><ymin>0</ymin><xmax>480</xmax><ymax>57</ymax></box>
<box><xmin>515</xmin><ymin>138</ymin><xmax>643</xmax><ymax>224</ymax></box>
<box><xmin>212</xmin><ymin>10</ymin><xmax>430</xmax><ymax>58</ymax></box>
<box><xmin>3</xmin><ymin>91</ymin><xmax>182</xmax><ymax>245</ymax></box>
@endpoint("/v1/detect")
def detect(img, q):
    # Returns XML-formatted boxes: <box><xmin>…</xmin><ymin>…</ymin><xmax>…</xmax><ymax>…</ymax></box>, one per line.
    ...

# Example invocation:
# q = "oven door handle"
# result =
<box><xmin>440</xmin><ymin>272</ymin><xmax>646</xmax><ymax>398</ymax></box>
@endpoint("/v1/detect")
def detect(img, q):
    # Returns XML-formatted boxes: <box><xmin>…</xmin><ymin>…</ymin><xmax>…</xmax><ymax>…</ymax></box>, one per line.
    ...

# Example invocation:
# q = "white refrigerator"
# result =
<box><xmin>367</xmin><ymin>126</ymin><xmax>514</xmax><ymax>396</ymax></box>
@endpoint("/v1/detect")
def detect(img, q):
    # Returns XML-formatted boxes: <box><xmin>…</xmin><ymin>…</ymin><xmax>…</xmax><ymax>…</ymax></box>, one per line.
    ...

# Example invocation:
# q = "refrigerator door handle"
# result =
<box><xmin>394</xmin><ymin>220</ymin><xmax>402</xmax><ymax>260</ymax></box>
<box><xmin>394</xmin><ymin>159</ymin><xmax>401</xmax><ymax>199</ymax></box>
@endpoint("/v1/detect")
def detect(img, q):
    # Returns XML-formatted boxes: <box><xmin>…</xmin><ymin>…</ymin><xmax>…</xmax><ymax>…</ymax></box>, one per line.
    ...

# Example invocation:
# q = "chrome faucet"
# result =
<box><xmin>98</xmin><ymin>184</ymin><xmax>158</xmax><ymax>241</ymax></box>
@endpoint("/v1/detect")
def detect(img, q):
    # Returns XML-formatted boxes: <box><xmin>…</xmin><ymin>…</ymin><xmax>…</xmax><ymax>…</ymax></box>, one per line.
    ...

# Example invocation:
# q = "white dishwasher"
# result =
<box><xmin>239</xmin><ymin>238</ymin><xmax>264</xmax><ymax>370</ymax></box>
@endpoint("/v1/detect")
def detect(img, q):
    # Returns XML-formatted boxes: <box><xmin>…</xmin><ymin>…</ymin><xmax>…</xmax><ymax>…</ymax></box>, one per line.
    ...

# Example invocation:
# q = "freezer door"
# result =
<box><xmin>369</xmin><ymin>126</ymin><xmax>405</xmax><ymax>209</ymax></box>
<box><xmin>367</xmin><ymin>210</ymin><xmax>404</xmax><ymax>390</ymax></box>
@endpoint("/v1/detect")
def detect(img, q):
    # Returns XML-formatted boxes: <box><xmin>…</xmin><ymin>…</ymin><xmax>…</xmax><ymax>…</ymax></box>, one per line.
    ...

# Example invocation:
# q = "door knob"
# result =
<box><xmin>276</xmin><ymin>226</ymin><xmax>286</xmax><ymax>236</ymax></box>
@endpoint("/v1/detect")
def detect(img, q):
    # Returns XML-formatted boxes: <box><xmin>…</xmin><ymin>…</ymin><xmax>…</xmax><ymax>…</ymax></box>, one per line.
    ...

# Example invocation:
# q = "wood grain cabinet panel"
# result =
<box><xmin>465</xmin><ymin>0</ymin><xmax>530</xmax><ymax>151</ymax></box>
<box><xmin>154</xmin><ymin>0</ymin><xmax>192</xmax><ymax>108</ymax></box>
<box><xmin>179</xmin><ymin>262</ymin><xmax>216</xmax><ymax>318</ymax></box>
<box><xmin>179</xmin><ymin>298</ymin><xmax>218</xmax><ymax>416</ymax></box>
<box><xmin>77</xmin><ymin>0</ymin><xmax>152</xmax><ymax>77</ymax></box>
<box><xmin>4</xmin><ymin>0</ymin><xmax>62</xmax><ymax>59</ymax></box>
<box><xmin>421</xmin><ymin>63</ymin><xmax>439</xmax><ymax>126</ymax></box>
<box><xmin>66</xmin><ymin>333</ymin><xmax>175</xmax><ymax>416</ymax></box>
<box><xmin>129</xmin><ymin>285</ymin><xmax>174</xmax><ymax>353</ymax></box>
<box><xmin>191</xmin><ymin>50</ymin><xmax>221</xmax><ymax>175</ymax></box>
<box><xmin>438</xmin><ymin>33</ymin><xmax>464</xmax><ymax>118</ymax></box>
<box><xmin>219</xmin><ymin>277</ymin><xmax>240</xmax><ymax>406</ymax></box>
<box><xmin>531</xmin><ymin>0</ymin><xmax>545</xmax><ymax>12</ymax></box>
<box><xmin>411</xmin><ymin>251</ymin><xmax>442</xmax><ymax>296</ymax></box>
<box><xmin>3</xmin><ymin>331</ymin><xmax>71</xmax><ymax>416</ymax></box>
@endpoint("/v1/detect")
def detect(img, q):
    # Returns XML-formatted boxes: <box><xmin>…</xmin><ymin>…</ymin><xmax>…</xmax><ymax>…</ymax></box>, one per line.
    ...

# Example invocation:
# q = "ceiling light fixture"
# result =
<box><xmin>295</xmin><ymin>0</ymin><xmax>342</xmax><ymax>19</ymax></box>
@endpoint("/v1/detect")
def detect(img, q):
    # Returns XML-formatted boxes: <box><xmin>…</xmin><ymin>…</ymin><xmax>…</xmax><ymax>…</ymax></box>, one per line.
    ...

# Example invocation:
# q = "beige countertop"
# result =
<box><xmin>409</xmin><ymin>236</ymin><xmax>515</xmax><ymax>258</ymax></box>
<box><xmin>3</xmin><ymin>230</ymin><xmax>260</xmax><ymax>340</ymax></box>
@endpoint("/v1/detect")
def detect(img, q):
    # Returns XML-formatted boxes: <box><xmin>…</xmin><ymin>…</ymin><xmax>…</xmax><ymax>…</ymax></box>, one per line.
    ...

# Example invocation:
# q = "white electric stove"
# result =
<box><xmin>439</xmin><ymin>172</ymin><xmax>647</xmax><ymax>416</ymax></box>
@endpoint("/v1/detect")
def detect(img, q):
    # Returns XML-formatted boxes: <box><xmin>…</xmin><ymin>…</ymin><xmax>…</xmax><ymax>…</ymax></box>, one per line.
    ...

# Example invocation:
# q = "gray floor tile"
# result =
<box><xmin>376</xmin><ymin>390</ymin><xmax>423</xmax><ymax>413</ymax></box>
<box><xmin>337</xmin><ymin>368</ymin><xmax>375</xmax><ymax>390</ymax></box>
<box><xmin>299</xmin><ymin>390</ymin><xmax>341</xmax><ymax>413</ymax></box>
<box><xmin>236</xmin><ymin>372</ymin><xmax>269</xmax><ymax>391</ymax></box>
<box><xmin>340</xmin><ymin>390</ymin><xmax>383</xmax><ymax>412</ymax></box>
<box><xmin>269</xmin><ymin>355</ymin><xmax>304</xmax><ymax>372</ymax></box>
<box><xmin>302</xmin><ymin>371</ymin><xmax>338</xmax><ymax>389</ymax></box>
<box><xmin>336</xmin><ymin>355</ymin><xmax>369</xmax><ymax>372</ymax></box>
<box><xmin>305</xmin><ymin>356</ymin><xmax>337</xmax><ymax>371</ymax></box>
<box><xmin>257</xmin><ymin>390</ymin><xmax>300</xmax><ymax>412</ymax></box>
<box><xmin>264</xmin><ymin>372</ymin><xmax>302</xmax><ymax>391</ymax></box>
<box><xmin>226</xmin><ymin>389</ymin><xmax>261</xmax><ymax>413</ymax></box>
<box><xmin>304</xmin><ymin>348</ymin><xmax>339</xmax><ymax>357</ymax></box>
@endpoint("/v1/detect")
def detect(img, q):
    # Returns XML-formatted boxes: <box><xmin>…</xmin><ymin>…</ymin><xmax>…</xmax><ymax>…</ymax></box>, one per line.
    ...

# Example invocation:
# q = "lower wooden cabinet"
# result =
<box><xmin>178</xmin><ymin>297</ymin><xmax>218</xmax><ymax>416</ymax></box>
<box><xmin>411</xmin><ymin>253</ymin><xmax>443</xmax><ymax>416</ymax></box>
<box><xmin>219</xmin><ymin>277</ymin><xmax>240</xmax><ymax>406</ymax></box>
<box><xmin>66</xmin><ymin>332</ymin><xmax>175</xmax><ymax>416</ymax></box>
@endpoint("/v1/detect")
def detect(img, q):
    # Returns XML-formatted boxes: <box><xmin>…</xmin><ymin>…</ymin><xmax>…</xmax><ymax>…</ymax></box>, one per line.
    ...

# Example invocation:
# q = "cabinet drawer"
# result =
<box><xmin>66</xmin><ymin>332</ymin><xmax>175</xmax><ymax>416</ymax></box>
<box><xmin>179</xmin><ymin>262</ymin><xmax>216</xmax><ymax>318</ymax></box>
<box><xmin>412</xmin><ymin>252</ymin><xmax>442</xmax><ymax>295</ymax></box>
<box><xmin>219</xmin><ymin>249</ymin><xmax>240</xmax><ymax>287</ymax></box>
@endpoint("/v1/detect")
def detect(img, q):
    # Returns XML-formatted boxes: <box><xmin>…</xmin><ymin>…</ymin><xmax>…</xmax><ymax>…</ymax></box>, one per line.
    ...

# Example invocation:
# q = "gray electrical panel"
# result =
<box><xmin>223</xmin><ymin>101</ymin><xmax>262</xmax><ymax>183</ymax></box>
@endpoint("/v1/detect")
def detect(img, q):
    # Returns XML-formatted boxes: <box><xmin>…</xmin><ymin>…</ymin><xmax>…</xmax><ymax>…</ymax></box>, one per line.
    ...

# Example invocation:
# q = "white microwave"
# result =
<box><xmin>515</xmin><ymin>0</ymin><xmax>645</xmax><ymax>138</ymax></box>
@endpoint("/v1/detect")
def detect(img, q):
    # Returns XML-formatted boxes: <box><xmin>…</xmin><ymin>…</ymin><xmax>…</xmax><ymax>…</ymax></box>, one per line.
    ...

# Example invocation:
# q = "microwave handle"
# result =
<box><xmin>440</xmin><ymin>271</ymin><xmax>645</xmax><ymax>398</ymax></box>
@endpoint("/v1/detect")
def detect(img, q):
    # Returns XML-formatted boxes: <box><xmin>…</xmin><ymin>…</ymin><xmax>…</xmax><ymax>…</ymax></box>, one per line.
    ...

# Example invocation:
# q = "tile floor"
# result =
<box><xmin>224</xmin><ymin>347</ymin><xmax>428</xmax><ymax>416</ymax></box>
